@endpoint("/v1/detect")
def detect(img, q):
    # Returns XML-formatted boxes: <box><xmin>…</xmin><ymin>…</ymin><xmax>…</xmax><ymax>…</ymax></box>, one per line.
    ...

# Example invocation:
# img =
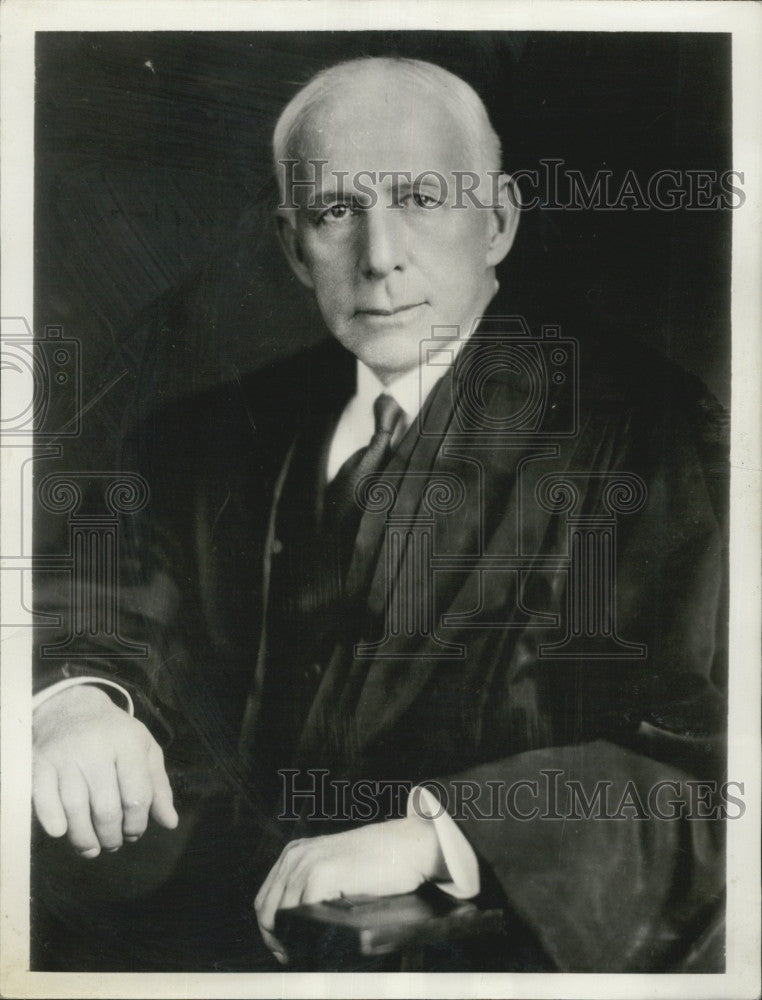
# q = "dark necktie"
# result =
<box><xmin>324</xmin><ymin>392</ymin><xmax>406</xmax><ymax>548</ymax></box>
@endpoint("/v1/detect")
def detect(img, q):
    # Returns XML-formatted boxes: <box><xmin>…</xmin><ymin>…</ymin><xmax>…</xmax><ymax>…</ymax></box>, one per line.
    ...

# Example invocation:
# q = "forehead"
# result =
<box><xmin>290</xmin><ymin>72</ymin><xmax>476</xmax><ymax>179</ymax></box>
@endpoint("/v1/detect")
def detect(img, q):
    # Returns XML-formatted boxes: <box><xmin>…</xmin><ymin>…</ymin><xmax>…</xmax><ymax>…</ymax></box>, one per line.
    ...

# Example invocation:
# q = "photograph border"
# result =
<box><xmin>1</xmin><ymin>2</ymin><xmax>760</xmax><ymax>998</ymax></box>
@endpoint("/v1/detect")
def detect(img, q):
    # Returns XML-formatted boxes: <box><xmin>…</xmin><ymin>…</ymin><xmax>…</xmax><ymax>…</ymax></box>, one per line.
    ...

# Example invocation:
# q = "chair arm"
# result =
<box><xmin>274</xmin><ymin>884</ymin><xmax>504</xmax><ymax>968</ymax></box>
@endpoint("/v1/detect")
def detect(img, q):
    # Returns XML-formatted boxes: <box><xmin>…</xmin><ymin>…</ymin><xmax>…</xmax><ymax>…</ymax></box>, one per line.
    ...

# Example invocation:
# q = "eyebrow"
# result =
<box><xmin>310</xmin><ymin>188</ymin><xmax>350</xmax><ymax>205</ymax></box>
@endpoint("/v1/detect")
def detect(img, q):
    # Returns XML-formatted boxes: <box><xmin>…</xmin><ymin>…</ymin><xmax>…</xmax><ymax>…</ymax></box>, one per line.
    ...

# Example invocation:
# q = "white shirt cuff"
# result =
<box><xmin>33</xmin><ymin>676</ymin><xmax>134</xmax><ymax>716</ymax></box>
<box><xmin>408</xmin><ymin>784</ymin><xmax>480</xmax><ymax>899</ymax></box>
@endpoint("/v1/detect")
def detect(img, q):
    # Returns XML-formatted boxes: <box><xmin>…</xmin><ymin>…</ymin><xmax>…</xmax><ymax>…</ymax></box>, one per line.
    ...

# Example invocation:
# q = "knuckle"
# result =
<box><xmin>284</xmin><ymin>837</ymin><xmax>306</xmax><ymax>855</ymax></box>
<box><xmin>123</xmin><ymin>810</ymin><xmax>149</xmax><ymax>832</ymax></box>
<box><xmin>121</xmin><ymin>716</ymin><xmax>149</xmax><ymax>743</ymax></box>
<box><xmin>133</xmin><ymin>719</ymin><xmax>151</xmax><ymax>741</ymax></box>
<box><xmin>122</xmin><ymin>794</ymin><xmax>150</xmax><ymax>812</ymax></box>
<box><xmin>92</xmin><ymin>805</ymin><xmax>122</xmax><ymax>826</ymax></box>
<box><xmin>79</xmin><ymin>730</ymin><xmax>112</xmax><ymax>759</ymax></box>
<box><xmin>60</xmin><ymin>787</ymin><xmax>90</xmax><ymax>812</ymax></box>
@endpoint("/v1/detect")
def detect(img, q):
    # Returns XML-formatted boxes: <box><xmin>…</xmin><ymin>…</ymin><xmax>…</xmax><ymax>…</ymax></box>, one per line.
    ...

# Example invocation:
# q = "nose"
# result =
<box><xmin>357</xmin><ymin>203</ymin><xmax>407</xmax><ymax>280</ymax></box>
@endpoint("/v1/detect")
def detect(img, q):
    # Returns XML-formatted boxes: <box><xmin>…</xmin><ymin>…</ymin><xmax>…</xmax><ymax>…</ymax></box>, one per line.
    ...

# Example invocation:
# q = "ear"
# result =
<box><xmin>485</xmin><ymin>173</ymin><xmax>521</xmax><ymax>267</ymax></box>
<box><xmin>275</xmin><ymin>209</ymin><xmax>315</xmax><ymax>290</ymax></box>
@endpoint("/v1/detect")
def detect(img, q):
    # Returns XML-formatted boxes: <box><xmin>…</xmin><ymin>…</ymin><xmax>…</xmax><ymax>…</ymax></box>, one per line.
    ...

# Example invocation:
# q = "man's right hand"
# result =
<box><xmin>33</xmin><ymin>684</ymin><xmax>178</xmax><ymax>858</ymax></box>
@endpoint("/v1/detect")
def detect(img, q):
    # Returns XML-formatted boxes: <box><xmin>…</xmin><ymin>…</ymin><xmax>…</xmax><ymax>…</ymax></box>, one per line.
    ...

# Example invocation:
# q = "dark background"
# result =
<box><xmin>34</xmin><ymin>30</ymin><xmax>732</xmax><ymax>484</ymax></box>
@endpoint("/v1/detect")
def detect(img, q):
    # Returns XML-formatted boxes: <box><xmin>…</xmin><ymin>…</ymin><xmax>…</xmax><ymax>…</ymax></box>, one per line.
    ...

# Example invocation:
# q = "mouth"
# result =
<box><xmin>354</xmin><ymin>302</ymin><xmax>427</xmax><ymax>318</ymax></box>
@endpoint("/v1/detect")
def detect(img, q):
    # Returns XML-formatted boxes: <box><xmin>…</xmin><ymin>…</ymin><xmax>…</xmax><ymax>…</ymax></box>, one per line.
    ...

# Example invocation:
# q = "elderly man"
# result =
<box><xmin>32</xmin><ymin>57</ymin><xmax>727</xmax><ymax>973</ymax></box>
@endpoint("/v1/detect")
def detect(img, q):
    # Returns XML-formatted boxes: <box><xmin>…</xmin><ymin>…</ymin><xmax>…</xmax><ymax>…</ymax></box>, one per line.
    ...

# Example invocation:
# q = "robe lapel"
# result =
<box><xmin>291</xmin><ymin>334</ymin><xmax>587</xmax><ymax>764</ymax></box>
<box><xmin>348</xmin><ymin>366</ymin><xmax>490</xmax><ymax>740</ymax></box>
<box><xmin>291</xmin><ymin>367</ymin><xmax>468</xmax><ymax>769</ymax></box>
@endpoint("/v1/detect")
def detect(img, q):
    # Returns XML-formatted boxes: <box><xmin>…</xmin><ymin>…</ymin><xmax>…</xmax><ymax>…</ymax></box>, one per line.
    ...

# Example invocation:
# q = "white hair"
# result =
<box><xmin>272</xmin><ymin>56</ymin><xmax>503</xmax><ymax>199</ymax></box>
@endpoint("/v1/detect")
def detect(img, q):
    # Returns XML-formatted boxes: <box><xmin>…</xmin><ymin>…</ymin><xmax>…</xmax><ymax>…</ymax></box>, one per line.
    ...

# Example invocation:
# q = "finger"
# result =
<box><xmin>115</xmin><ymin>752</ymin><xmax>151</xmax><ymax>841</ymax></box>
<box><xmin>32</xmin><ymin>759</ymin><xmax>67</xmax><ymax>838</ymax></box>
<box><xmin>146</xmin><ymin>741</ymin><xmax>178</xmax><ymax>830</ymax></box>
<box><xmin>254</xmin><ymin>852</ymin><xmax>286</xmax><ymax>915</ymax></box>
<box><xmin>256</xmin><ymin>891</ymin><xmax>291</xmax><ymax>964</ymax></box>
<box><xmin>257</xmin><ymin>856</ymin><xmax>309</xmax><ymax>939</ymax></box>
<box><xmin>255</xmin><ymin>872</ymin><xmax>286</xmax><ymax>937</ymax></box>
<box><xmin>58</xmin><ymin>767</ymin><xmax>100</xmax><ymax>858</ymax></box>
<box><xmin>255</xmin><ymin>844</ymin><xmax>299</xmax><ymax>929</ymax></box>
<box><xmin>259</xmin><ymin>927</ymin><xmax>288</xmax><ymax>965</ymax></box>
<box><xmin>278</xmin><ymin>861</ymin><xmax>311</xmax><ymax>911</ymax></box>
<box><xmin>86</xmin><ymin>762</ymin><xmax>124</xmax><ymax>851</ymax></box>
<box><xmin>254</xmin><ymin>838</ymin><xmax>303</xmax><ymax>912</ymax></box>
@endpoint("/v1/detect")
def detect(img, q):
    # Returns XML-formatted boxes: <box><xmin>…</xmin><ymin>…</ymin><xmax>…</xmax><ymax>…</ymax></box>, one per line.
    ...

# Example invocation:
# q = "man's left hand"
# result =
<box><xmin>254</xmin><ymin>815</ymin><xmax>447</xmax><ymax>963</ymax></box>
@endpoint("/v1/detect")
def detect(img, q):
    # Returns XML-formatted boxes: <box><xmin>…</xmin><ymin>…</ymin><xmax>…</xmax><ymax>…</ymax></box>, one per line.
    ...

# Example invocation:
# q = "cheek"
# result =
<box><xmin>305</xmin><ymin>242</ymin><xmax>356</xmax><ymax>294</ymax></box>
<box><xmin>428</xmin><ymin>243</ymin><xmax>487</xmax><ymax>296</ymax></box>
<box><xmin>425</xmin><ymin>213</ymin><xmax>488</xmax><ymax>269</ymax></box>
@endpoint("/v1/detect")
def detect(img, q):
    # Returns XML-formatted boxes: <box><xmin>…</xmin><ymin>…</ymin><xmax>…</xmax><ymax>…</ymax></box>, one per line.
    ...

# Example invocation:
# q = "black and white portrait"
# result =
<box><xmin>1</xmin><ymin>3</ymin><xmax>759</xmax><ymax>998</ymax></box>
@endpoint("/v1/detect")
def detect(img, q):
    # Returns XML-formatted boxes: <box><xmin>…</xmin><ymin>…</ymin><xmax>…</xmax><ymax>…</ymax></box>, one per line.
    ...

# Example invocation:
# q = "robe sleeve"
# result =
<box><xmin>430</xmin><ymin>373</ymin><xmax>729</xmax><ymax>972</ymax></box>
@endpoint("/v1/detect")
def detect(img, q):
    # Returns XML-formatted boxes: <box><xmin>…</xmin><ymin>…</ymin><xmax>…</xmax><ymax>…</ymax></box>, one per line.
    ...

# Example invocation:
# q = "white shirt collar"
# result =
<box><xmin>326</xmin><ymin>336</ymin><xmax>468</xmax><ymax>483</ymax></box>
<box><xmin>356</xmin><ymin>336</ymin><xmax>468</xmax><ymax>424</ymax></box>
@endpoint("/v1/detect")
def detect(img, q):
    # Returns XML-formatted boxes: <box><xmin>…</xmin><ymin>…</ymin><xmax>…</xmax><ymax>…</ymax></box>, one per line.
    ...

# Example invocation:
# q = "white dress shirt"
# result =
<box><xmin>326</xmin><ymin>341</ymin><xmax>463</xmax><ymax>482</ymax></box>
<box><xmin>34</xmin><ymin>334</ymin><xmax>480</xmax><ymax>899</ymax></box>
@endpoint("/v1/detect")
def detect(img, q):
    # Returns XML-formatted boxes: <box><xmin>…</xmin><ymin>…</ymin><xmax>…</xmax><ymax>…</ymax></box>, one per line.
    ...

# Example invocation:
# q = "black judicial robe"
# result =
<box><xmin>33</xmin><ymin>330</ymin><xmax>728</xmax><ymax>972</ymax></box>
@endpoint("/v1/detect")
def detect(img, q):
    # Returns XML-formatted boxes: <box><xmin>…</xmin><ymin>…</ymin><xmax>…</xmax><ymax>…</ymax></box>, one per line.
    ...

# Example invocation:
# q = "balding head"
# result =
<box><xmin>272</xmin><ymin>57</ymin><xmax>502</xmax><ymax>202</ymax></box>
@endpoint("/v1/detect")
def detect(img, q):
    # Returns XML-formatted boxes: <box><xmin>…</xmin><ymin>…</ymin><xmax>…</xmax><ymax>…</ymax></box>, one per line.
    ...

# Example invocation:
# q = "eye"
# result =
<box><xmin>400</xmin><ymin>190</ymin><xmax>443</xmax><ymax>210</ymax></box>
<box><xmin>317</xmin><ymin>202</ymin><xmax>356</xmax><ymax>224</ymax></box>
<box><xmin>413</xmin><ymin>192</ymin><xmax>438</xmax><ymax>208</ymax></box>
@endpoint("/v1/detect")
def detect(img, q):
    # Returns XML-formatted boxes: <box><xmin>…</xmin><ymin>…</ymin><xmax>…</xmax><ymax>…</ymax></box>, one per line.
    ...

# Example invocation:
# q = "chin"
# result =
<box><xmin>340</xmin><ymin>329</ymin><xmax>423</xmax><ymax>380</ymax></box>
<box><xmin>359</xmin><ymin>344</ymin><xmax>421</xmax><ymax>381</ymax></box>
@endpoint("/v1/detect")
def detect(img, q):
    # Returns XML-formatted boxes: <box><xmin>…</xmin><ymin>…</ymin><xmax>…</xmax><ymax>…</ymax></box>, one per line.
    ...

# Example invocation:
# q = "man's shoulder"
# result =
<box><xmin>127</xmin><ymin>338</ymin><xmax>351</xmax><ymax>471</ymax></box>
<box><xmin>142</xmin><ymin>340</ymin><xmax>349</xmax><ymax>432</ymax></box>
<box><xmin>466</xmin><ymin>319</ymin><xmax>727</xmax><ymax>446</ymax></box>
<box><xmin>578</xmin><ymin>329</ymin><xmax>727</xmax><ymax>443</ymax></box>
<box><xmin>575</xmin><ymin>329</ymin><xmax>729</xmax><ymax>523</ymax></box>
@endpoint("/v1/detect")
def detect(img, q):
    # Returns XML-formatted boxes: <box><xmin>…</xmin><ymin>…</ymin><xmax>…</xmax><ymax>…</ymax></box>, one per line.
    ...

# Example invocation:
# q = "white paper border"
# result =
<box><xmin>1</xmin><ymin>2</ymin><xmax>760</xmax><ymax>998</ymax></box>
